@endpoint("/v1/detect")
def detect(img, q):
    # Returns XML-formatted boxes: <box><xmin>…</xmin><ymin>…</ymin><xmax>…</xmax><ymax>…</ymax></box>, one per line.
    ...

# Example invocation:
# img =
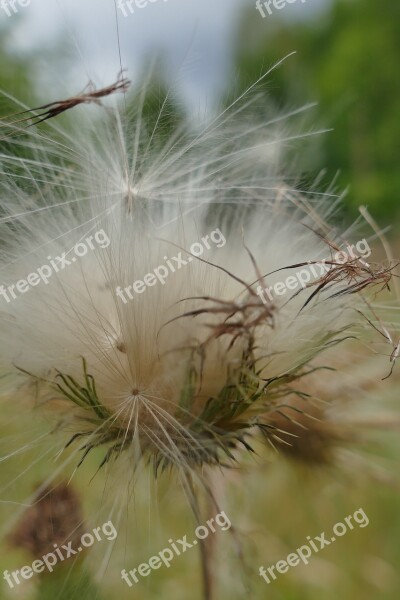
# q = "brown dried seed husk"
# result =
<box><xmin>8</xmin><ymin>482</ymin><xmax>85</xmax><ymax>559</ymax></box>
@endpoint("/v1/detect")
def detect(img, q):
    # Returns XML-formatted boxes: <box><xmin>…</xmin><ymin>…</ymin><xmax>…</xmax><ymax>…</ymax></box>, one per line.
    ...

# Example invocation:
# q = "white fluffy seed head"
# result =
<box><xmin>0</xmin><ymin>77</ymin><xmax>393</xmax><ymax>472</ymax></box>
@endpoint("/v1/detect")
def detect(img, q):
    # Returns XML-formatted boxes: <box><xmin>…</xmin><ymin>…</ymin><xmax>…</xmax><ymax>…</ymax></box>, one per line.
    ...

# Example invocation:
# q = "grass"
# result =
<box><xmin>1</xmin><ymin>375</ymin><xmax>399</xmax><ymax>600</ymax></box>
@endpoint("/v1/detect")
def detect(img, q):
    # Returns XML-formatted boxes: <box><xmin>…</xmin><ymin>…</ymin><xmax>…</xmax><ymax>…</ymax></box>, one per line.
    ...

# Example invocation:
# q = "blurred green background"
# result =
<box><xmin>233</xmin><ymin>0</ymin><xmax>400</xmax><ymax>224</ymax></box>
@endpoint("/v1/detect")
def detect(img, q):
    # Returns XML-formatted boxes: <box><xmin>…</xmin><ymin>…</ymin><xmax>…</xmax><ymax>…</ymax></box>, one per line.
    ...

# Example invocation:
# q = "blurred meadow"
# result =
<box><xmin>0</xmin><ymin>0</ymin><xmax>399</xmax><ymax>599</ymax></box>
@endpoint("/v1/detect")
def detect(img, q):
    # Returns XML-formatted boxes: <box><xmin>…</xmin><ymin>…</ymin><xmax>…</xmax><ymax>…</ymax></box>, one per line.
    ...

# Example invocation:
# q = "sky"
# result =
<box><xmin>1</xmin><ymin>0</ymin><xmax>330</xmax><ymax>111</ymax></box>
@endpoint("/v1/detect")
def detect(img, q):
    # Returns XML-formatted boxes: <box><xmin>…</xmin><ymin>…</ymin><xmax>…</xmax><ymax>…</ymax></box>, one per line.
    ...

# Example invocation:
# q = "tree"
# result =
<box><xmin>232</xmin><ymin>0</ymin><xmax>400</xmax><ymax>223</ymax></box>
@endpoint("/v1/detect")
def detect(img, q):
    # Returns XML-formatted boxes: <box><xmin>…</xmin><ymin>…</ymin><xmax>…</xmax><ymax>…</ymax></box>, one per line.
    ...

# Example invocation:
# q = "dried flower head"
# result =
<box><xmin>8</xmin><ymin>483</ymin><xmax>85</xmax><ymax>559</ymax></box>
<box><xmin>0</xmin><ymin>66</ymin><xmax>397</xmax><ymax>489</ymax></box>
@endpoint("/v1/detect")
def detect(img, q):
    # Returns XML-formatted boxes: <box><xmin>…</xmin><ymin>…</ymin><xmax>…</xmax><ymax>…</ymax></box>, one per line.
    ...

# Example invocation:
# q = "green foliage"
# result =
<box><xmin>232</xmin><ymin>0</ymin><xmax>400</xmax><ymax>224</ymax></box>
<box><xmin>37</xmin><ymin>566</ymin><xmax>103</xmax><ymax>600</ymax></box>
<box><xmin>0</xmin><ymin>28</ymin><xmax>33</xmax><ymax>109</ymax></box>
